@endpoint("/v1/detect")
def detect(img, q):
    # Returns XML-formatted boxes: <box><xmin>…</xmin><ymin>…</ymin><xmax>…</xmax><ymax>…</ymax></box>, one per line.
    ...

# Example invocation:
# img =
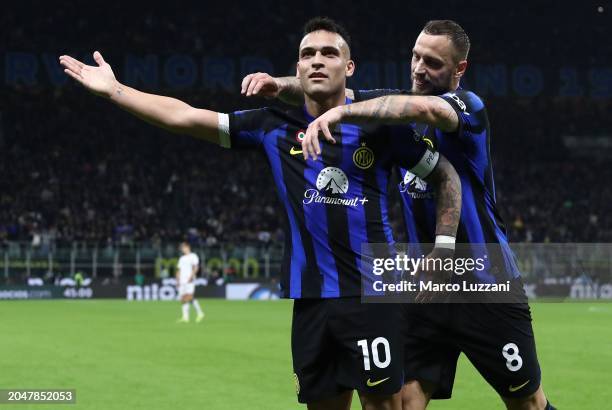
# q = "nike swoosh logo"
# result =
<box><xmin>508</xmin><ymin>380</ymin><xmax>530</xmax><ymax>392</ymax></box>
<box><xmin>366</xmin><ymin>377</ymin><xmax>390</xmax><ymax>387</ymax></box>
<box><xmin>290</xmin><ymin>147</ymin><xmax>303</xmax><ymax>155</ymax></box>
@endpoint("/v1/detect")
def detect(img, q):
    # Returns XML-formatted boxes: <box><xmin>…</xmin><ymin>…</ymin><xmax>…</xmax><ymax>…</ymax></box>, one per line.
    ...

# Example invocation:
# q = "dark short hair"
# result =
<box><xmin>422</xmin><ymin>20</ymin><xmax>470</xmax><ymax>61</ymax></box>
<box><xmin>303</xmin><ymin>16</ymin><xmax>351</xmax><ymax>51</ymax></box>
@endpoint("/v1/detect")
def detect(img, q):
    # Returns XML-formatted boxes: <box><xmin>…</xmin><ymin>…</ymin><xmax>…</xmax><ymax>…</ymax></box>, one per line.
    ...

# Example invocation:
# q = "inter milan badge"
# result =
<box><xmin>293</xmin><ymin>373</ymin><xmax>300</xmax><ymax>395</ymax></box>
<box><xmin>352</xmin><ymin>143</ymin><xmax>375</xmax><ymax>170</ymax></box>
<box><xmin>295</xmin><ymin>130</ymin><xmax>306</xmax><ymax>143</ymax></box>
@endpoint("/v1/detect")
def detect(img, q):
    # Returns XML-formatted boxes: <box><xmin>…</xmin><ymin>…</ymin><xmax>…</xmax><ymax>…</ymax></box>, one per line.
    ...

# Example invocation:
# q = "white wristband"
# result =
<box><xmin>434</xmin><ymin>235</ymin><xmax>456</xmax><ymax>250</ymax></box>
<box><xmin>218</xmin><ymin>113</ymin><xmax>231</xmax><ymax>148</ymax></box>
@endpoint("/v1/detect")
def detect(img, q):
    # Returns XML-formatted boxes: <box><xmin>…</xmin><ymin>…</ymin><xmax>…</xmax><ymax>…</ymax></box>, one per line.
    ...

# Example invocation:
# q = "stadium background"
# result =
<box><xmin>1</xmin><ymin>1</ymin><xmax>611</xmax><ymax>409</ymax></box>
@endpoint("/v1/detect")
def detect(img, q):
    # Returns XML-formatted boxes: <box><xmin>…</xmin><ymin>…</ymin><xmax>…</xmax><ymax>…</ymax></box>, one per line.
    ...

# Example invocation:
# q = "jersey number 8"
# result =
<box><xmin>502</xmin><ymin>342</ymin><xmax>523</xmax><ymax>372</ymax></box>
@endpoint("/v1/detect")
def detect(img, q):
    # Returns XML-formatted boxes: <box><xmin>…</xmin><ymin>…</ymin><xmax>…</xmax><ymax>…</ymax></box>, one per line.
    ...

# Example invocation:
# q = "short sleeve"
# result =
<box><xmin>388</xmin><ymin>124</ymin><xmax>439</xmax><ymax>179</ymax></box>
<box><xmin>438</xmin><ymin>90</ymin><xmax>486</xmax><ymax>138</ymax></box>
<box><xmin>353</xmin><ymin>88</ymin><xmax>410</xmax><ymax>102</ymax></box>
<box><xmin>220</xmin><ymin>108</ymin><xmax>268</xmax><ymax>150</ymax></box>
<box><xmin>191</xmin><ymin>254</ymin><xmax>200</xmax><ymax>266</ymax></box>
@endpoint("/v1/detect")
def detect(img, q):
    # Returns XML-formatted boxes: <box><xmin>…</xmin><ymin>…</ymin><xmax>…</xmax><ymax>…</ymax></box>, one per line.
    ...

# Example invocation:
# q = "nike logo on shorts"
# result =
<box><xmin>366</xmin><ymin>377</ymin><xmax>390</xmax><ymax>387</ymax></box>
<box><xmin>508</xmin><ymin>380</ymin><xmax>530</xmax><ymax>393</ymax></box>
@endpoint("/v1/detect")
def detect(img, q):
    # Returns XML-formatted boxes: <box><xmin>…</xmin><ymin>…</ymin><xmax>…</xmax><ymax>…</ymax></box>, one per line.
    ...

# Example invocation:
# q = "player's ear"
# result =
<box><xmin>345</xmin><ymin>59</ymin><xmax>355</xmax><ymax>78</ymax></box>
<box><xmin>295</xmin><ymin>63</ymin><xmax>300</xmax><ymax>79</ymax></box>
<box><xmin>455</xmin><ymin>60</ymin><xmax>467</xmax><ymax>80</ymax></box>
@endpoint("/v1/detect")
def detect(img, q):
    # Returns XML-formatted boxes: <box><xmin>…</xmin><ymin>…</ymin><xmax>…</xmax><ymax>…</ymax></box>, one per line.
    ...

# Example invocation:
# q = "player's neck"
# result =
<box><xmin>304</xmin><ymin>89</ymin><xmax>346</xmax><ymax>118</ymax></box>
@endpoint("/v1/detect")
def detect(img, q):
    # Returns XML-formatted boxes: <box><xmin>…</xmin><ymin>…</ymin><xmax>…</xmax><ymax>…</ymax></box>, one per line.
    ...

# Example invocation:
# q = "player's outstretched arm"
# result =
<box><xmin>240</xmin><ymin>74</ymin><xmax>354</xmax><ymax>105</ymax></box>
<box><xmin>59</xmin><ymin>52</ymin><xmax>222</xmax><ymax>145</ymax></box>
<box><xmin>423</xmin><ymin>155</ymin><xmax>461</xmax><ymax>240</ymax></box>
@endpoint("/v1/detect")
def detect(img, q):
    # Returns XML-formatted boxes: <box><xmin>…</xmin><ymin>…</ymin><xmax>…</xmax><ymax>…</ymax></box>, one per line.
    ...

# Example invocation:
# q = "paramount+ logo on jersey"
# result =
<box><xmin>302</xmin><ymin>144</ymin><xmax>375</xmax><ymax>207</ymax></box>
<box><xmin>302</xmin><ymin>167</ymin><xmax>369</xmax><ymax>207</ymax></box>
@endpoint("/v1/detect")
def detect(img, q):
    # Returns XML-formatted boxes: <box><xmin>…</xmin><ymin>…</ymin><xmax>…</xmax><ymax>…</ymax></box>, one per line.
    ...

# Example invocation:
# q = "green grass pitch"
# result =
<box><xmin>0</xmin><ymin>300</ymin><xmax>610</xmax><ymax>409</ymax></box>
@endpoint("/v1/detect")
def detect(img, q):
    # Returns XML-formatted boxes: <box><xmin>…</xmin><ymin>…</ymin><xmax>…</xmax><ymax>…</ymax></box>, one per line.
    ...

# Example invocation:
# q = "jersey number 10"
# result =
<box><xmin>357</xmin><ymin>337</ymin><xmax>392</xmax><ymax>371</ymax></box>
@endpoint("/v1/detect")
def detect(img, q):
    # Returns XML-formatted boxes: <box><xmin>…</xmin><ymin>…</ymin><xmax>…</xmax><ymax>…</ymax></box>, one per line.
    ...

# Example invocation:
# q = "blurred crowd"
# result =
<box><xmin>1</xmin><ymin>1</ymin><xmax>611</xmax><ymax>246</ymax></box>
<box><xmin>0</xmin><ymin>90</ymin><xmax>281</xmax><ymax>247</ymax></box>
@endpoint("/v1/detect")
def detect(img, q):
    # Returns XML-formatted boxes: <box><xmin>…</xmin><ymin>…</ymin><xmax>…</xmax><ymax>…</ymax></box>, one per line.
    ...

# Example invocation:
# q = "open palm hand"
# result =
<box><xmin>59</xmin><ymin>51</ymin><xmax>117</xmax><ymax>98</ymax></box>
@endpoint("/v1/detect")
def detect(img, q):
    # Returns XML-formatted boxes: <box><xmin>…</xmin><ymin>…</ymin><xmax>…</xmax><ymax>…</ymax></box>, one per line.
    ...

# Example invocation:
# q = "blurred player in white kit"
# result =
<box><xmin>176</xmin><ymin>241</ymin><xmax>205</xmax><ymax>323</ymax></box>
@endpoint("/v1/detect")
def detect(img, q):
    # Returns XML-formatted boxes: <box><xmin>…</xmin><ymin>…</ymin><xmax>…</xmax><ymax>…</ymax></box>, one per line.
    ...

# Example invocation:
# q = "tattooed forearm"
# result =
<box><xmin>342</xmin><ymin>95</ymin><xmax>404</xmax><ymax>122</ymax></box>
<box><xmin>341</xmin><ymin>95</ymin><xmax>415</xmax><ymax>123</ymax></box>
<box><xmin>372</xmin><ymin>95</ymin><xmax>390</xmax><ymax>118</ymax></box>
<box><xmin>424</xmin><ymin>156</ymin><xmax>461</xmax><ymax>238</ymax></box>
<box><xmin>431</xmin><ymin>97</ymin><xmax>459</xmax><ymax>132</ymax></box>
<box><xmin>340</xmin><ymin>95</ymin><xmax>459</xmax><ymax>131</ymax></box>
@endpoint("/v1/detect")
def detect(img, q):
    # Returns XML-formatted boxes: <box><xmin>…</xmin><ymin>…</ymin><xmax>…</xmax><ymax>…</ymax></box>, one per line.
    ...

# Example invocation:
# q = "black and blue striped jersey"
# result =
<box><xmin>355</xmin><ymin>88</ymin><xmax>521</xmax><ymax>283</ymax></box>
<box><xmin>222</xmin><ymin>98</ymin><xmax>439</xmax><ymax>298</ymax></box>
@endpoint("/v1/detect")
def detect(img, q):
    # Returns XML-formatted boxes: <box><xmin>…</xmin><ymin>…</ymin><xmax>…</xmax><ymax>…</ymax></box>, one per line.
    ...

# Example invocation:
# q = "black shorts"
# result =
<box><xmin>403</xmin><ymin>300</ymin><xmax>542</xmax><ymax>400</ymax></box>
<box><xmin>292</xmin><ymin>297</ymin><xmax>404</xmax><ymax>404</ymax></box>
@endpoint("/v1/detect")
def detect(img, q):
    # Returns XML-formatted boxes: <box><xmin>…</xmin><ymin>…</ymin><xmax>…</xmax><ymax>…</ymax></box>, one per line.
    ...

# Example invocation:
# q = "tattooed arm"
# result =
<box><xmin>415</xmin><ymin>155</ymin><xmax>462</xmax><ymax>302</ymax></box>
<box><xmin>342</xmin><ymin>95</ymin><xmax>458</xmax><ymax>132</ymax></box>
<box><xmin>423</xmin><ymin>155</ymin><xmax>462</xmax><ymax>239</ymax></box>
<box><xmin>302</xmin><ymin>95</ymin><xmax>459</xmax><ymax>159</ymax></box>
